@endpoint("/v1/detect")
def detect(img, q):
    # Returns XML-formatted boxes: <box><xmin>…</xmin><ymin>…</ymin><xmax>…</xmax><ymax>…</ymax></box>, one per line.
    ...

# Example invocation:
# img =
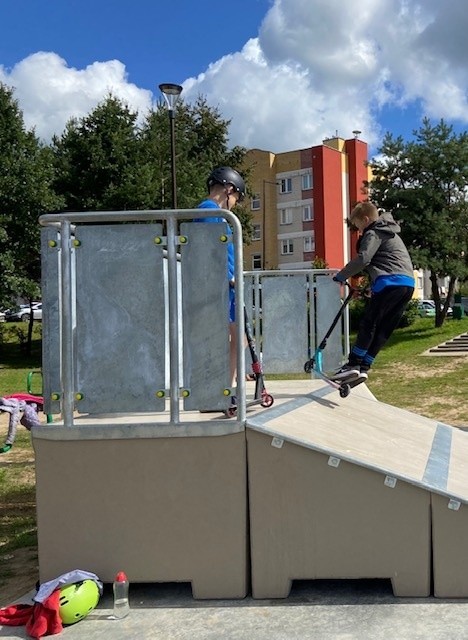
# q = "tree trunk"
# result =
<box><xmin>430</xmin><ymin>272</ymin><xmax>457</xmax><ymax>328</ymax></box>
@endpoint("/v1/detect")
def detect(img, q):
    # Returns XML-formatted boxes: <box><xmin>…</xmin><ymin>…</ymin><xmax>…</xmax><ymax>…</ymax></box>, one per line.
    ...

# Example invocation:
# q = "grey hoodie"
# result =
<box><xmin>336</xmin><ymin>213</ymin><xmax>414</xmax><ymax>284</ymax></box>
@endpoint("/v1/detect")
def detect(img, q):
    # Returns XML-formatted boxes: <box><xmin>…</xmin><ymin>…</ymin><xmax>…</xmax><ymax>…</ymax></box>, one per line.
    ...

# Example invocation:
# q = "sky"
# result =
<box><xmin>1</xmin><ymin>0</ymin><xmax>468</xmax><ymax>159</ymax></box>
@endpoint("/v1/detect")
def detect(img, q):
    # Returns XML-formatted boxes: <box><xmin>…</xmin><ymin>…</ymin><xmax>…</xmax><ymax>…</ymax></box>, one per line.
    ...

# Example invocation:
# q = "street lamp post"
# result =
<box><xmin>159</xmin><ymin>83</ymin><xmax>183</xmax><ymax>209</ymax></box>
<box><xmin>262</xmin><ymin>180</ymin><xmax>279</xmax><ymax>269</ymax></box>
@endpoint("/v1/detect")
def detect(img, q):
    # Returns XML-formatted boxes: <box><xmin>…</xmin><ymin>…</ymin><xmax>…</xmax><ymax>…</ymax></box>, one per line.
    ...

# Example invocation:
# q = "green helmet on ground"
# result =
<box><xmin>58</xmin><ymin>579</ymin><xmax>100</xmax><ymax>625</ymax></box>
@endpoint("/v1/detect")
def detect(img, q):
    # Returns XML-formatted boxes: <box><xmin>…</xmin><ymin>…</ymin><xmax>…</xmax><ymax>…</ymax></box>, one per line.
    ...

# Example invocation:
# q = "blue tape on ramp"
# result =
<box><xmin>422</xmin><ymin>423</ymin><xmax>452</xmax><ymax>492</ymax></box>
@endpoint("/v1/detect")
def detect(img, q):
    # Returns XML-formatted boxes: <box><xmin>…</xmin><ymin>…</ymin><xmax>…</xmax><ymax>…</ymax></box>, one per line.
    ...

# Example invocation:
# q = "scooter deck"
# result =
<box><xmin>313</xmin><ymin>370</ymin><xmax>366</xmax><ymax>398</ymax></box>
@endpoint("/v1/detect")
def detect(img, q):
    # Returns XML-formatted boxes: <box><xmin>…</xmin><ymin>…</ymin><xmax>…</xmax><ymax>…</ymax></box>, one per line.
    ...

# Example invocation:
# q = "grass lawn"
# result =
<box><xmin>365</xmin><ymin>316</ymin><xmax>468</xmax><ymax>426</ymax></box>
<box><xmin>0</xmin><ymin>323</ymin><xmax>42</xmax><ymax>604</ymax></box>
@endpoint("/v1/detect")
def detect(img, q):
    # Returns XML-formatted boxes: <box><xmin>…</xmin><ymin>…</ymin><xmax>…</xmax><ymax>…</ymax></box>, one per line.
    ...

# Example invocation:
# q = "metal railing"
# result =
<box><xmin>39</xmin><ymin>209</ymin><xmax>246</xmax><ymax>427</ymax></box>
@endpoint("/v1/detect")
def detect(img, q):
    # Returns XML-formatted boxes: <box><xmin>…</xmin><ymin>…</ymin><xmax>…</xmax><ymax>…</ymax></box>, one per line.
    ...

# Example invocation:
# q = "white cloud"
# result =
<box><xmin>1</xmin><ymin>0</ymin><xmax>468</xmax><ymax>152</ymax></box>
<box><xmin>0</xmin><ymin>52</ymin><xmax>153</xmax><ymax>141</ymax></box>
<box><xmin>183</xmin><ymin>0</ymin><xmax>468</xmax><ymax>151</ymax></box>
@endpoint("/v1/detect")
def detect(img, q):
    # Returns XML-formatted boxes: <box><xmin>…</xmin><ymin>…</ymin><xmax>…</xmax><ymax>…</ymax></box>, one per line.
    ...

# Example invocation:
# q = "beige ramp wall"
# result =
<box><xmin>33</xmin><ymin>427</ymin><xmax>248</xmax><ymax>599</ymax></box>
<box><xmin>247</xmin><ymin>429</ymin><xmax>431</xmax><ymax>599</ymax></box>
<box><xmin>431</xmin><ymin>428</ymin><xmax>468</xmax><ymax>598</ymax></box>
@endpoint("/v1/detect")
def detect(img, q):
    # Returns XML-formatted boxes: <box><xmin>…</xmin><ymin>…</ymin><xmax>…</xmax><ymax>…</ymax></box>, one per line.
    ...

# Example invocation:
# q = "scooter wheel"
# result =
<box><xmin>224</xmin><ymin>407</ymin><xmax>237</xmax><ymax>418</ymax></box>
<box><xmin>261</xmin><ymin>394</ymin><xmax>274</xmax><ymax>408</ymax></box>
<box><xmin>339</xmin><ymin>384</ymin><xmax>350</xmax><ymax>398</ymax></box>
<box><xmin>304</xmin><ymin>360</ymin><xmax>314</xmax><ymax>373</ymax></box>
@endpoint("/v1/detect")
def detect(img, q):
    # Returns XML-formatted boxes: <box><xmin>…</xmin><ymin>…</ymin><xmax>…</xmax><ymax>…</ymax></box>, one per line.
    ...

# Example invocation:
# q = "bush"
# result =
<box><xmin>399</xmin><ymin>299</ymin><xmax>418</xmax><ymax>327</ymax></box>
<box><xmin>348</xmin><ymin>298</ymin><xmax>367</xmax><ymax>331</ymax></box>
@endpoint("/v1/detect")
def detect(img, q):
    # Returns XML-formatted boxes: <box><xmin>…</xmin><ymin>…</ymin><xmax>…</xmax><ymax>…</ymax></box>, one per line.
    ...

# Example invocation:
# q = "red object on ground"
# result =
<box><xmin>0</xmin><ymin>590</ymin><xmax>62</xmax><ymax>639</ymax></box>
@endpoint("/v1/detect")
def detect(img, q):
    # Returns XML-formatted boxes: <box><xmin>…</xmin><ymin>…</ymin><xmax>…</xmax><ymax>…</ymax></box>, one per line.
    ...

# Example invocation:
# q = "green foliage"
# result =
<box><xmin>51</xmin><ymin>93</ymin><xmax>251</xmax><ymax>210</ymax></box>
<box><xmin>0</xmin><ymin>83</ymin><xmax>63</xmax><ymax>315</ymax></box>
<box><xmin>348</xmin><ymin>298</ymin><xmax>367</xmax><ymax>330</ymax></box>
<box><xmin>311</xmin><ymin>256</ymin><xmax>329</xmax><ymax>269</ymax></box>
<box><xmin>348</xmin><ymin>297</ymin><xmax>418</xmax><ymax>330</ymax></box>
<box><xmin>398</xmin><ymin>299</ymin><xmax>419</xmax><ymax>327</ymax></box>
<box><xmin>368</xmin><ymin>118</ymin><xmax>468</xmax><ymax>327</ymax></box>
<box><xmin>50</xmin><ymin>93</ymin><xmax>254</xmax><ymax>240</ymax></box>
<box><xmin>51</xmin><ymin>94</ymin><xmax>147</xmax><ymax>211</ymax></box>
<box><xmin>139</xmin><ymin>96</ymin><xmax>253</xmax><ymax>238</ymax></box>
<box><xmin>0</xmin><ymin>323</ymin><xmax>42</xmax><ymax>382</ymax></box>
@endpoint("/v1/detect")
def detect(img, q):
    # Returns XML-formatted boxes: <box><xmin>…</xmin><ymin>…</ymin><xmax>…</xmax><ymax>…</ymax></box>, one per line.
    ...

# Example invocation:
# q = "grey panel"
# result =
<box><xmin>180</xmin><ymin>222</ymin><xmax>230</xmax><ymax>411</ymax></box>
<box><xmin>74</xmin><ymin>224</ymin><xmax>165</xmax><ymax>414</ymax></box>
<box><xmin>41</xmin><ymin>228</ymin><xmax>61</xmax><ymax>414</ymax></box>
<box><xmin>316</xmin><ymin>276</ymin><xmax>344</xmax><ymax>372</ymax></box>
<box><xmin>262</xmin><ymin>275</ymin><xmax>308</xmax><ymax>373</ymax></box>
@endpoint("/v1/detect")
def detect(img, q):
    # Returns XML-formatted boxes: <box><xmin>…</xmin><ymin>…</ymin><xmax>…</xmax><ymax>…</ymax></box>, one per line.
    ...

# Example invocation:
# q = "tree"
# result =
<box><xmin>368</xmin><ymin>119</ymin><xmax>468</xmax><ymax>326</ymax></box>
<box><xmin>51</xmin><ymin>95</ymin><xmax>148</xmax><ymax>211</ymax></box>
<box><xmin>51</xmin><ymin>93</ymin><xmax>253</xmax><ymax>240</ymax></box>
<box><xmin>139</xmin><ymin>96</ymin><xmax>253</xmax><ymax>239</ymax></box>
<box><xmin>0</xmin><ymin>83</ymin><xmax>63</xmax><ymax>350</ymax></box>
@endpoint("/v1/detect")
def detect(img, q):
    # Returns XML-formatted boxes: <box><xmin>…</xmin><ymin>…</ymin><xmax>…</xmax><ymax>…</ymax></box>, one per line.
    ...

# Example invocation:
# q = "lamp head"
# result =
<box><xmin>159</xmin><ymin>83</ymin><xmax>183</xmax><ymax>110</ymax></box>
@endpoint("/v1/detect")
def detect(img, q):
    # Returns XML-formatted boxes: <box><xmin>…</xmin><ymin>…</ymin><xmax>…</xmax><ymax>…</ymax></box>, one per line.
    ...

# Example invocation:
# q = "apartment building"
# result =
<box><xmin>243</xmin><ymin>135</ymin><xmax>370</xmax><ymax>271</ymax></box>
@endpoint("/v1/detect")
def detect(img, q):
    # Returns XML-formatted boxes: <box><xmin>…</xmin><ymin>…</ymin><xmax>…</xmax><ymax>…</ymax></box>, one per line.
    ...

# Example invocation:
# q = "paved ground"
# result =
<box><xmin>2</xmin><ymin>580</ymin><xmax>468</xmax><ymax>640</ymax></box>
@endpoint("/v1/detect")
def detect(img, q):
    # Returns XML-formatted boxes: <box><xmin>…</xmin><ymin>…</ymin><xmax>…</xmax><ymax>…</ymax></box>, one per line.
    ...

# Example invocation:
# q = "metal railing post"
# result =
<box><xmin>60</xmin><ymin>220</ymin><xmax>75</xmax><ymax>427</ymax></box>
<box><xmin>166</xmin><ymin>215</ymin><xmax>180</xmax><ymax>422</ymax></box>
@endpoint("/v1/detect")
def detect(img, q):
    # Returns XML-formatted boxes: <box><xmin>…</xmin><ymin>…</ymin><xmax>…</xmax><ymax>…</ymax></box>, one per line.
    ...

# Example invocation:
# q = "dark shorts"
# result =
<box><xmin>229</xmin><ymin>288</ymin><xmax>235</xmax><ymax>323</ymax></box>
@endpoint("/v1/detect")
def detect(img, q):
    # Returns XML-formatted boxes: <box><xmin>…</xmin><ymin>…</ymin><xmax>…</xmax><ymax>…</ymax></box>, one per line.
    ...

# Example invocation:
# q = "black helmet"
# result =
<box><xmin>207</xmin><ymin>167</ymin><xmax>245</xmax><ymax>201</ymax></box>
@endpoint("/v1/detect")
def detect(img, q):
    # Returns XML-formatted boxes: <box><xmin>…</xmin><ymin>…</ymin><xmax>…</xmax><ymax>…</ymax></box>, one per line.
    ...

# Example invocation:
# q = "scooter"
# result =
<box><xmin>304</xmin><ymin>282</ymin><xmax>360</xmax><ymax>398</ymax></box>
<box><xmin>225</xmin><ymin>306</ymin><xmax>274</xmax><ymax>417</ymax></box>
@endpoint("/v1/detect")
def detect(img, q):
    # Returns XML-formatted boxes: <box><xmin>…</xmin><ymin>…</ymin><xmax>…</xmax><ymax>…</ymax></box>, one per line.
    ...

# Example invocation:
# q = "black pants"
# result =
<box><xmin>351</xmin><ymin>286</ymin><xmax>414</xmax><ymax>361</ymax></box>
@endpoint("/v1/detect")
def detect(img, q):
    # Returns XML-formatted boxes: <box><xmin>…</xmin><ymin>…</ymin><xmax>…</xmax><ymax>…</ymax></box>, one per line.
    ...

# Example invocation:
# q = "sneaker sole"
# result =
<box><xmin>328</xmin><ymin>370</ymin><xmax>361</xmax><ymax>382</ymax></box>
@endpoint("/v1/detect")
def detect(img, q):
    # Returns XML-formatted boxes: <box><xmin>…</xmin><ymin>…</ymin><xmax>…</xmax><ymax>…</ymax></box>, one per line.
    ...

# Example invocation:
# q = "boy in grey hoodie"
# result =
<box><xmin>331</xmin><ymin>201</ymin><xmax>414</xmax><ymax>382</ymax></box>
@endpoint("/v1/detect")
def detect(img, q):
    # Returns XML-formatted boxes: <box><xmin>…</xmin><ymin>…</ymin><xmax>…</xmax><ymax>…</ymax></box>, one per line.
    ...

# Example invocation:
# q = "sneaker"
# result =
<box><xmin>328</xmin><ymin>363</ymin><xmax>361</xmax><ymax>382</ymax></box>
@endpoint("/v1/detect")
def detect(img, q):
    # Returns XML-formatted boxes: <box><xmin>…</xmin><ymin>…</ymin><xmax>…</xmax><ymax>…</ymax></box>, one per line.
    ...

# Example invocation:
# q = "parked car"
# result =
<box><xmin>5</xmin><ymin>302</ymin><xmax>42</xmax><ymax>322</ymax></box>
<box><xmin>417</xmin><ymin>300</ymin><xmax>436</xmax><ymax>317</ymax></box>
<box><xmin>0</xmin><ymin>310</ymin><xmax>5</xmax><ymax>322</ymax></box>
<box><xmin>417</xmin><ymin>299</ymin><xmax>453</xmax><ymax>318</ymax></box>
<box><xmin>439</xmin><ymin>299</ymin><xmax>453</xmax><ymax>317</ymax></box>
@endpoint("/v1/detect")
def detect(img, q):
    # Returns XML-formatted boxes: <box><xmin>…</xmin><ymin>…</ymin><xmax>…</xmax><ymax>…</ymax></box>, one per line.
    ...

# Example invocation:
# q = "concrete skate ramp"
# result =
<box><xmin>246</xmin><ymin>380</ymin><xmax>468</xmax><ymax>599</ymax></box>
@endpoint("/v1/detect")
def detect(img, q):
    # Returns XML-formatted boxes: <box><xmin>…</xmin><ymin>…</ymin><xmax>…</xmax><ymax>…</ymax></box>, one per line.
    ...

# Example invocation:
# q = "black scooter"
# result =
<box><xmin>225</xmin><ymin>306</ymin><xmax>274</xmax><ymax>417</ymax></box>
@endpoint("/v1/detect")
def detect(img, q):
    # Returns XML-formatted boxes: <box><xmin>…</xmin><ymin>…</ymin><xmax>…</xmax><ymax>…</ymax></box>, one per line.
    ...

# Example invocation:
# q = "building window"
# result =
<box><xmin>280</xmin><ymin>208</ymin><xmax>293</xmax><ymax>225</ymax></box>
<box><xmin>303</xmin><ymin>204</ymin><xmax>314</xmax><ymax>221</ymax></box>
<box><xmin>280</xmin><ymin>178</ymin><xmax>292</xmax><ymax>193</ymax></box>
<box><xmin>304</xmin><ymin>237</ymin><xmax>315</xmax><ymax>252</ymax></box>
<box><xmin>252</xmin><ymin>253</ymin><xmax>262</xmax><ymax>270</ymax></box>
<box><xmin>251</xmin><ymin>194</ymin><xmax>260</xmax><ymax>210</ymax></box>
<box><xmin>281</xmin><ymin>239</ymin><xmax>294</xmax><ymax>255</ymax></box>
<box><xmin>302</xmin><ymin>172</ymin><xmax>312</xmax><ymax>190</ymax></box>
<box><xmin>252</xmin><ymin>224</ymin><xmax>261</xmax><ymax>241</ymax></box>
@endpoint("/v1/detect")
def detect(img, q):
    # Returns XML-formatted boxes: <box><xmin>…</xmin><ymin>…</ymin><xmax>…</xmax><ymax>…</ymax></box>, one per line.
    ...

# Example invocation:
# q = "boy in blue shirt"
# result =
<box><xmin>195</xmin><ymin>167</ymin><xmax>245</xmax><ymax>394</ymax></box>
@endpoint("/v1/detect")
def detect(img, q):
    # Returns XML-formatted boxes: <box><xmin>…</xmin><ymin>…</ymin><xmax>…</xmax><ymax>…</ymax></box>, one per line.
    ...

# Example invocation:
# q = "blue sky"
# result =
<box><xmin>1</xmin><ymin>0</ymin><xmax>467</xmax><ymax>159</ymax></box>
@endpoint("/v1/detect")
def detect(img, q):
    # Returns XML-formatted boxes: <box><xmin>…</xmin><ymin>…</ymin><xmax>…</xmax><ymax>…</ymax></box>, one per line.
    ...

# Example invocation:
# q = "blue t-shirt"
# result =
<box><xmin>372</xmin><ymin>274</ymin><xmax>415</xmax><ymax>293</ymax></box>
<box><xmin>195</xmin><ymin>199</ymin><xmax>236</xmax><ymax>322</ymax></box>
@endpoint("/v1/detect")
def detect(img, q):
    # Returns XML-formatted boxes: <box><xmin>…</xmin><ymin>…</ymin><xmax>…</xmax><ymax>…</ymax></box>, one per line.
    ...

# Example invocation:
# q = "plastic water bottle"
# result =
<box><xmin>113</xmin><ymin>571</ymin><xmax>130</xmax><ymax>619</ymax></box>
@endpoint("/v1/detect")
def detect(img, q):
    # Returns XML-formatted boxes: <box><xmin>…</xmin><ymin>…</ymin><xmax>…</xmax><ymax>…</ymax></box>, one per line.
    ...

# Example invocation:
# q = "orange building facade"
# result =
<box><xmin>243</xmin><ymin>136</ymin><xmax>370</xmax><ymax>271</ymax></box>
